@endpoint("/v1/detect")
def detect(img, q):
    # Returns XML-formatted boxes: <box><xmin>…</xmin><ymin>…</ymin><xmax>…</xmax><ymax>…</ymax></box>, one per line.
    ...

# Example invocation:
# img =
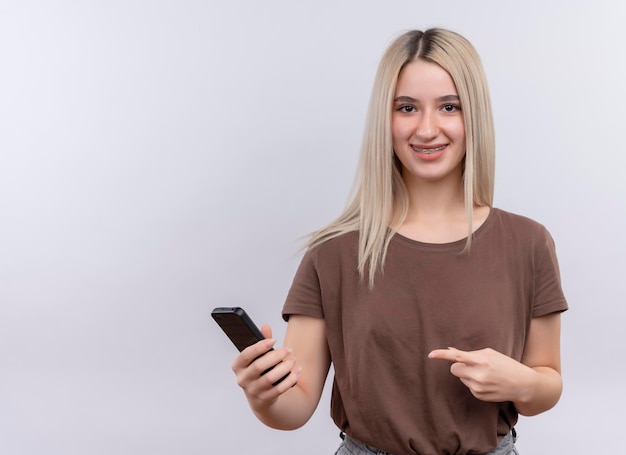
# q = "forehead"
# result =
<box><xmin>395</xmin><ymin>59</ymin><xmax>457</xmax><ymax>96</ymax></box>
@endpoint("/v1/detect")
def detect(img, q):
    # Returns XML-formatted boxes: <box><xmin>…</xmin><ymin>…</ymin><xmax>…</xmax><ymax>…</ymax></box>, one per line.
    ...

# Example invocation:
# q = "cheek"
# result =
<box><xmin>391</xmin><ymin>118</ymin><xmax>409</xmax><ymax>146</ymax></box>
<box><xmin>453</xmin><ymin>119</ymin><xmax>466</xmax><ymax>143</ymax></box>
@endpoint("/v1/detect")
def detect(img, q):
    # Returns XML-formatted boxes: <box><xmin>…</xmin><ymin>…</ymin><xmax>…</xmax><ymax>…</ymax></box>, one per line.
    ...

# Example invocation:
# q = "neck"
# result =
<box><xmin>402</xmin><ymin>173</ymin><xmax>466</xmax><ymax>222</ymax></box>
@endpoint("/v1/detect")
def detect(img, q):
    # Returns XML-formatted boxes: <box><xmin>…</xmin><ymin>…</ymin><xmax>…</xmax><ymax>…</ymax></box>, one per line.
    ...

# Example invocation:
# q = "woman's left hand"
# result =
<box><xmin>428</xmin><ymin>347</ymin><xmax>531</xmax><ymax>403</ymax></box>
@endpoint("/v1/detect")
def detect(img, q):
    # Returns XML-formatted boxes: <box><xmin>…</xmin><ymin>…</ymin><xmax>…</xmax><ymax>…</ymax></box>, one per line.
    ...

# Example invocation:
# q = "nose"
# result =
<box><xmin>414</xmin><ymin>110</ymin><xmax>438</xmax><ymax>140</ymax></box>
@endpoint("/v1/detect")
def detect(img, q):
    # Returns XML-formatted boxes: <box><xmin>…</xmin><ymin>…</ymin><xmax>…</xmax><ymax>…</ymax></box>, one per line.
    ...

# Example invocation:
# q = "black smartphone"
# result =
<box><xmin>211</xmin><ymin>306</ymin><xmax>267</xmax><ymax>352</ymax></box>
<box><xmin>211</xmin><ymin>306</ymin><xmax>288</xmax><ymax>384</ymax></box>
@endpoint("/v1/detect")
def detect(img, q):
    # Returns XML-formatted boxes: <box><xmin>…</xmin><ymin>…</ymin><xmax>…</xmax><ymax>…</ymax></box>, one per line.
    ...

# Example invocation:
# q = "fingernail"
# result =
<box><xmin>264</xmin><ymin>339</ymin><xmax>276</xmax><ymax>348</ymax></box>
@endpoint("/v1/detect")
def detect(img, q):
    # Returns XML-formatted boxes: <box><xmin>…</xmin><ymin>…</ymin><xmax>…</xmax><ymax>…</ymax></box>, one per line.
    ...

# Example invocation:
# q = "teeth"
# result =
<box><xmin>412</xmin><ymin>145</ymin><xmax>446</xmax><ymax>154</ymax></box>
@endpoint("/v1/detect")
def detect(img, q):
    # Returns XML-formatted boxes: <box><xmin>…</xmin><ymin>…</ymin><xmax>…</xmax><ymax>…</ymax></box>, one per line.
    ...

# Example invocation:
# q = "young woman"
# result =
<box><xmin>231</xmin><ymin>28</ymin><xmax>567</xmax><ymax>455</ymax></box>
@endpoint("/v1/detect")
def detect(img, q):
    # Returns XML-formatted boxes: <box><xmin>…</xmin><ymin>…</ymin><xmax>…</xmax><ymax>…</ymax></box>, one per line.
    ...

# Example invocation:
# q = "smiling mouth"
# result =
<box><xmin>411</xmin><ymin>145</ymin><xmax>446</xmax><ymax>155</ymax></box>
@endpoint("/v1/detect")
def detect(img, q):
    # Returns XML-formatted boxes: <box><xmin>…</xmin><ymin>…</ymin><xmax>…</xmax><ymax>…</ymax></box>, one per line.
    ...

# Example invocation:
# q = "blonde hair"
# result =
<box><xmin>307</xmin><ymin>28</ymin><xmax>495</xmax><ymax>287</ymax></box>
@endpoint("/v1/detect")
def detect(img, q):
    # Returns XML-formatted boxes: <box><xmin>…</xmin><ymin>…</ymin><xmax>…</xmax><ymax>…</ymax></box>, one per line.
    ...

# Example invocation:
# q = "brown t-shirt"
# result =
<box><xmin>282</xmin><ymin>208</ymin><xmax>568</xmax><ymax>455</ymax></box>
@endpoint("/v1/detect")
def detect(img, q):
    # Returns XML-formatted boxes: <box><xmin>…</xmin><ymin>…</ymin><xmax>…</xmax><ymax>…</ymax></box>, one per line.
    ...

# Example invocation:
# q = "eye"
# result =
<box><xmin>442</xmin><ymin>104</ymin><xmax>461</xmax><ymax>113</ymax></box>
<box><xmin>397</xmin><ymin>105</ymin><xmax>416</xmax><ymax>113</ymax></box>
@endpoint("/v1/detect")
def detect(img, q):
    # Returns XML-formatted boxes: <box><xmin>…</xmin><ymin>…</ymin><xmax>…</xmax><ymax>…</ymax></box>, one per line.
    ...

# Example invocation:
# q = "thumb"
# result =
<box><xmin>260</xmin><ymin>324</ymin><xmax>273</xmax><ymax>340</ymax></box>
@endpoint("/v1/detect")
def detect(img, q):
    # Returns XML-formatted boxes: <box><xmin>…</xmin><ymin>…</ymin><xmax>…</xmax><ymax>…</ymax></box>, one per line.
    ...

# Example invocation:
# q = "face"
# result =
<box><xmin>391</xmin><ymin>59</ymin><xmax>466</xmax><ymax>186</ymax></box>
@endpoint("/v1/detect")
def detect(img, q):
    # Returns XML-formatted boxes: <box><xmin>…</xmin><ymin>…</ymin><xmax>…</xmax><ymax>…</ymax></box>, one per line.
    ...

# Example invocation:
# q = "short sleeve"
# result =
<box><xmin>282</xmin><ymin>248</ymin><xmax>325</xmax><ymax>321</ymax></box>
<box><xmin>532</xmin><ymin>228</ymin><xmax>568</xmax><ymax>317</ymax></box>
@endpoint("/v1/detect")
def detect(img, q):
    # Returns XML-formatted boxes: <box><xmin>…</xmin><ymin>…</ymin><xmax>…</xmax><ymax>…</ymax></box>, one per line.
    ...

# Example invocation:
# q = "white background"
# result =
<box><xmin>1</xmin><ymin>1</ymin><xmax>624</xmax><ymax>453</ymax></box>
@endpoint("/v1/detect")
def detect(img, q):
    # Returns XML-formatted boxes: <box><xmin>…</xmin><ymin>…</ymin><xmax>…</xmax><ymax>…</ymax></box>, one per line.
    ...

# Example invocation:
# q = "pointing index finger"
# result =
<box><xmin>428</xmin><ymin>347</ymin><xmax>468</xmax><ymax>363</ymax></box>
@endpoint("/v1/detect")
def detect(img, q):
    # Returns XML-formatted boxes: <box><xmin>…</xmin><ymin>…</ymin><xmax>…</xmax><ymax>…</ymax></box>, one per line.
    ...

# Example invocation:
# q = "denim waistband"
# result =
<box><xmin>338</xmin><ymin>430</ymin><xmax>517</xmax><ymax>455</ymax></box>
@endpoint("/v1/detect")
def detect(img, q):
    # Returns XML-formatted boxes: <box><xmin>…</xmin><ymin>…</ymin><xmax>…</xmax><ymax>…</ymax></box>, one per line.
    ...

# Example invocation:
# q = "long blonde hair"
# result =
<box><xmin>307</xmin><ymin>28</ymin><xmax>495</xmax><ymax>287</ymax></box>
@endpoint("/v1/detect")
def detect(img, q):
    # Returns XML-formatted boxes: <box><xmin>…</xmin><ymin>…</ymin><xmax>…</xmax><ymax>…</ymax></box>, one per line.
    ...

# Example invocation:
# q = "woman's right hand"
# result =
<box><xmin>231</xmin><ymin>324</ymin><xmax>302</xmax><ymax>413</ymax></box>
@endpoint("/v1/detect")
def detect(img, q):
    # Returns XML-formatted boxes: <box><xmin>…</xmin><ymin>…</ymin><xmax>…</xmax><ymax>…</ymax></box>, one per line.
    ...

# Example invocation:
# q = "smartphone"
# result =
<box><xmin>211</xmin><ymin>306</ymin><xmax>288</xmax><ymax>384</ymax></box>
<box><xmin>211</xmin><ymin>307</ymin><xmax>267</xmax><ymax>352</ymax></box>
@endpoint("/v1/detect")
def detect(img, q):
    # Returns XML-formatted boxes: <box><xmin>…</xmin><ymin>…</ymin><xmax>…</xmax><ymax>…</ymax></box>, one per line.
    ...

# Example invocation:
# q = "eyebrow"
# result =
<box><xmin>393</xmin><ymin>95</ymin><xmax>460</xmax><ymax>103</ymax></box>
